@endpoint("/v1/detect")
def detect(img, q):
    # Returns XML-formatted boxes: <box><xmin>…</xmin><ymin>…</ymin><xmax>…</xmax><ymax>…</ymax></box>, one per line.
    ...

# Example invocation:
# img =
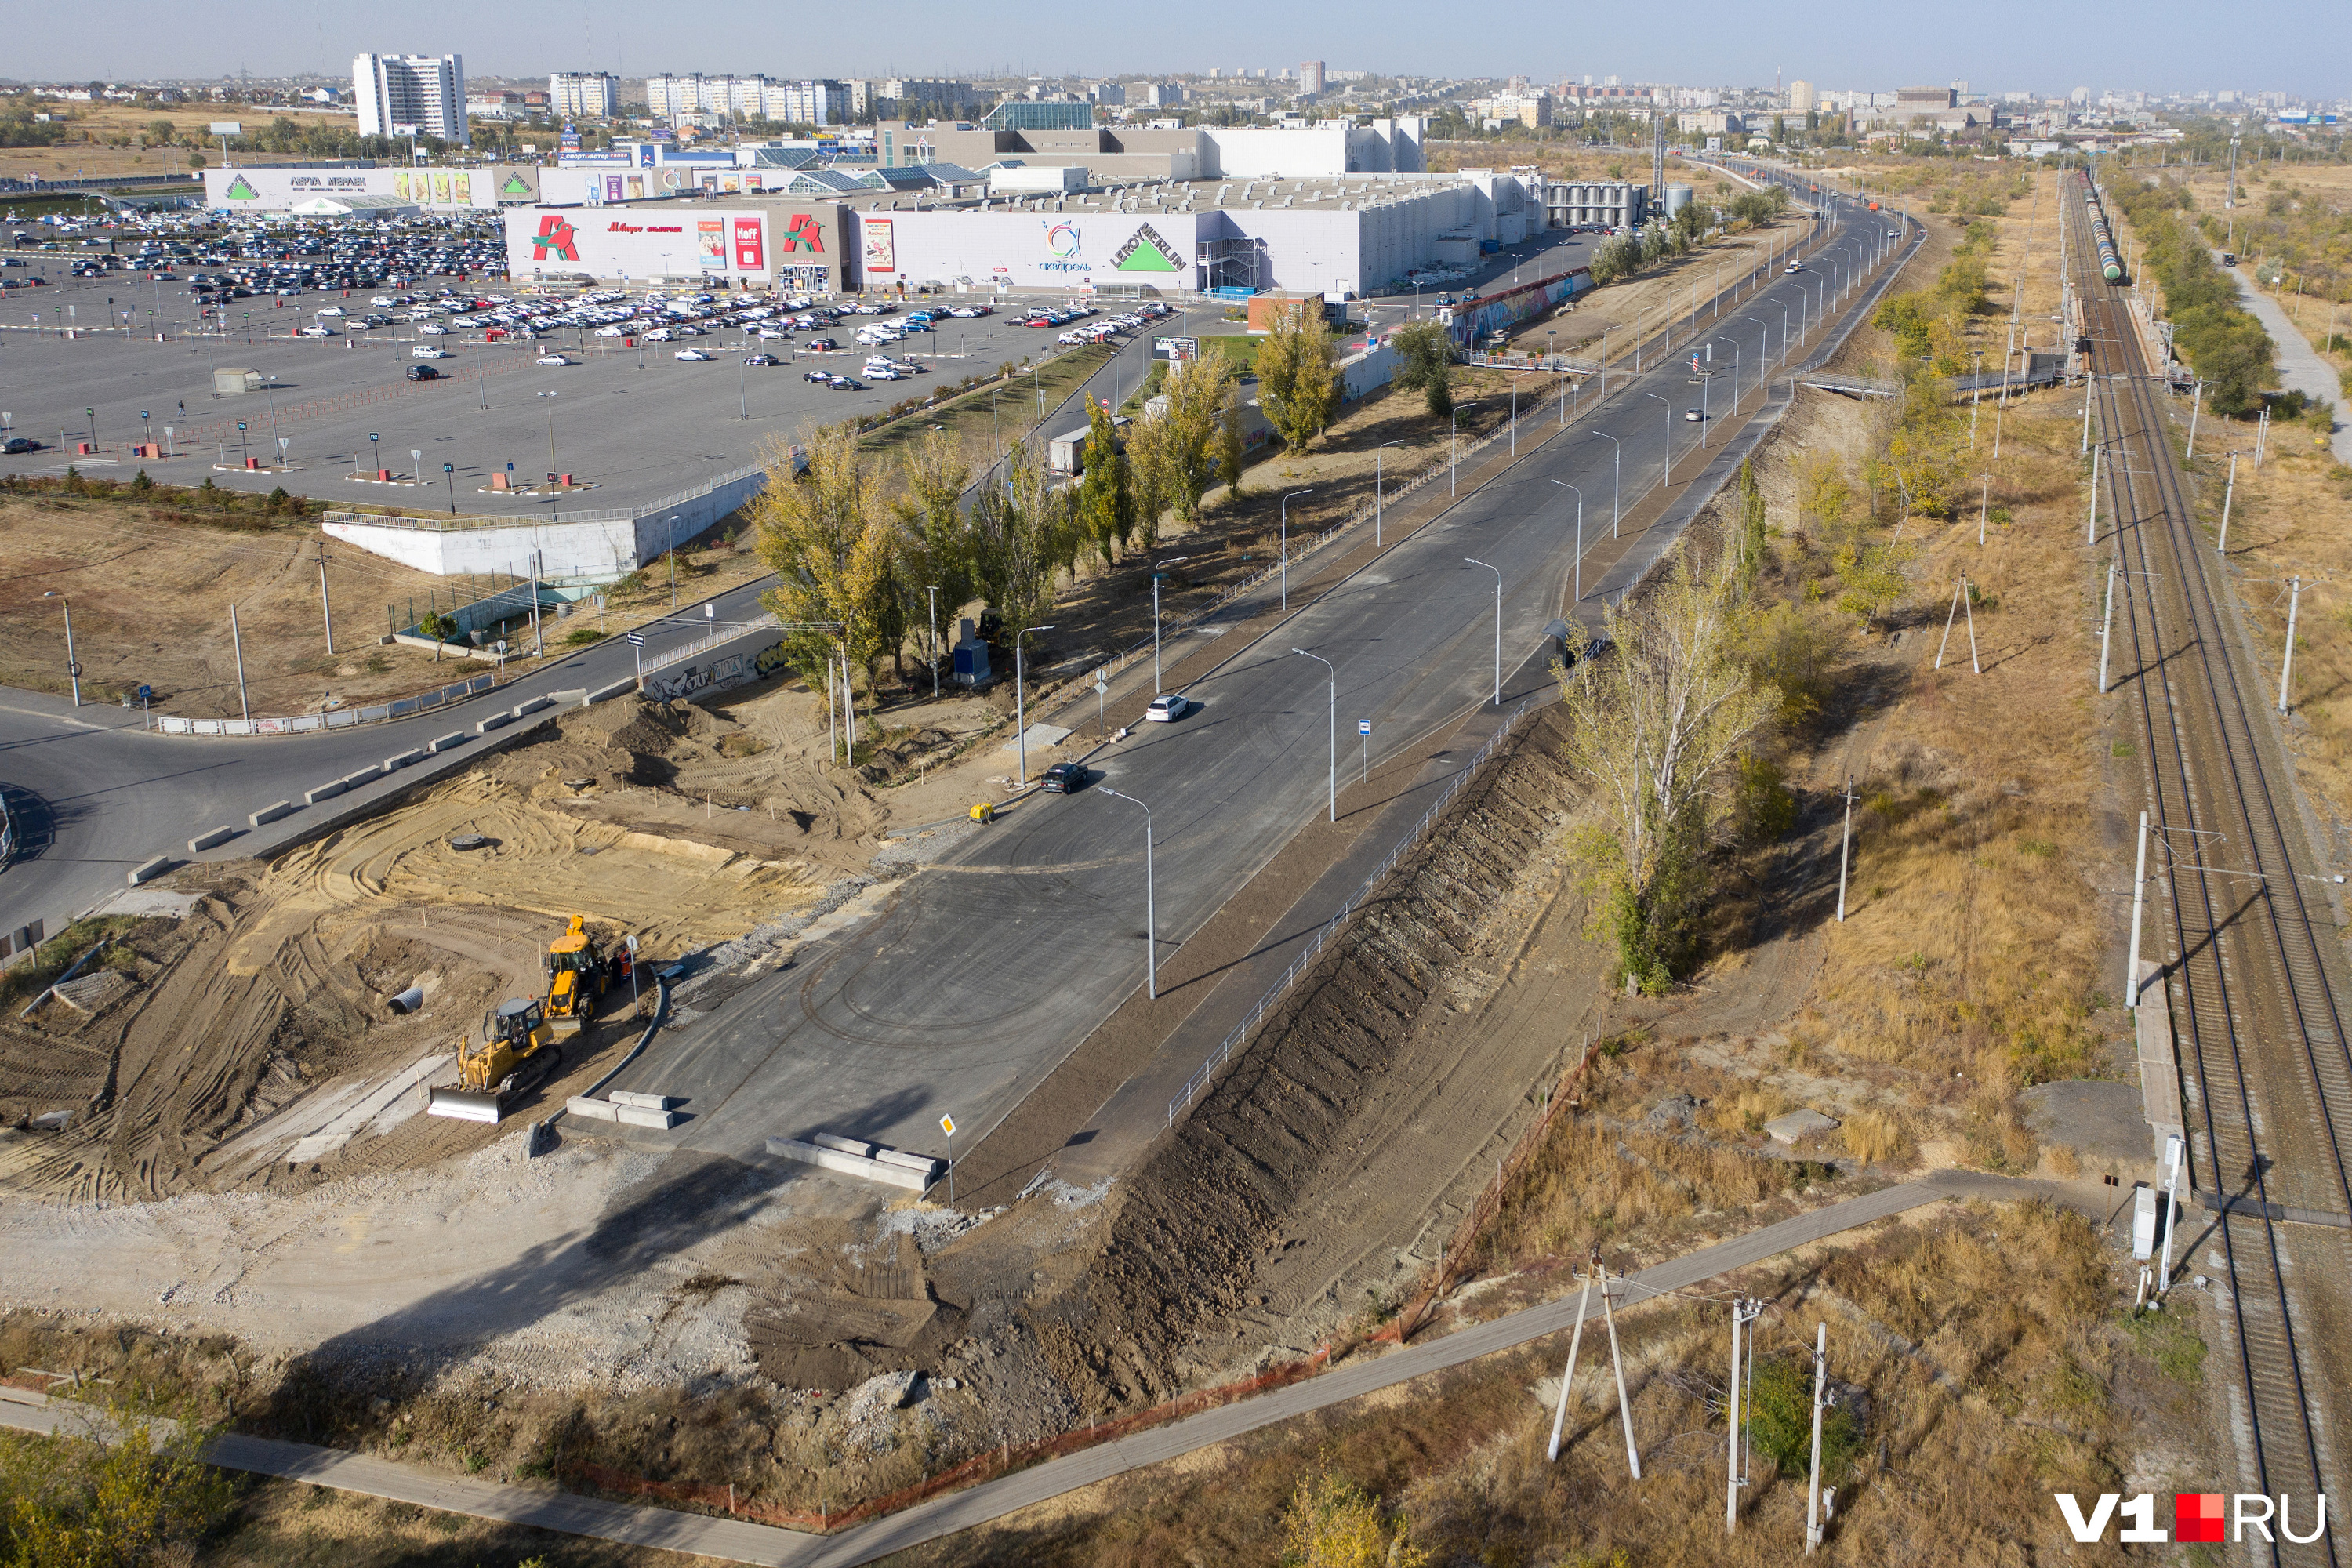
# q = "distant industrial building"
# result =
<box><xmin>1545</xmin><ymin>179</ymin><xmax>1648</xmax><ymax>229</ymax></box>
<box><xmin>982</xmin><ymin>100</ymin><xmax>1095</xmax><ymax>132</ymax></box>
<box><xmin>550</xmin><ymin>71</ymin><xmax>620</xmax><ymax>119</ymax></box>
<box><xmin>353</xmin><ymin>53</ymin><xmax>469</xmax><ymax>145</ymax></box>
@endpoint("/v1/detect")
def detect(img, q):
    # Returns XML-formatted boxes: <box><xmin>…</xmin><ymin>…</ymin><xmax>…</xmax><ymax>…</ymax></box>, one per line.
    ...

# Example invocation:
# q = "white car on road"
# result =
<box><xmin>411</xmin><ymin>345</ymin><xmax>448</xmax><ymax>359</ymax></box>
<box><xmin>536</xmin><ymin>354</ymin><xmax>571</xmax><ymax>367</ymax></box>
<box><xmin>1145</xmin><ymin>693</ymin><xmax>1193</xmax><ymax>722</ymax></box>
<box><xmin>417</xmin><ymin>322</ymin><xmax>448</xmax><ymax>334</ymax></box>
<box><xmin>673</xmin><ymin>348</ymin><xmax>713</xmax><ymax>361</ymax></box>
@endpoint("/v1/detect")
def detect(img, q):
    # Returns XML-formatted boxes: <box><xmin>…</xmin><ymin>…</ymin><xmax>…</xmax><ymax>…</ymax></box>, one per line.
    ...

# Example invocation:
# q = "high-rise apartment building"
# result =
<box><xmin>771</xmin><ymin>80</ymin><xmax>851</xmax><ymax>126</ymax></box>
<box><xmin>1298</xmin><ymin>60</ymin><xmax>1327</xmax><ymax>96</ymax></box>
<box><xmin>353</xmin><ymin>53</ymin><xmax>468</xmax><ymax>144</ymax></box>
<box><xmin>549</xmin><ymin>71</ymin><xmax>619</xmax><ymax>119</ymax></box>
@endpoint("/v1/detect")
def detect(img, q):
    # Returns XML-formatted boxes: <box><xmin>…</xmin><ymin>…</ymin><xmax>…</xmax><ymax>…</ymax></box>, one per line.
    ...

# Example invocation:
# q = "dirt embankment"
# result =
<box><xmin>938</xmin><ymin>712</ymin><xmax>1591</xmax><ymax>1414</ymax></box>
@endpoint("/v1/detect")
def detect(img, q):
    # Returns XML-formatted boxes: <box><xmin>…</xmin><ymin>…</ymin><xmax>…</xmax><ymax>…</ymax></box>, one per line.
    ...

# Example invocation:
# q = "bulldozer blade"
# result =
<box><xmin>547</xmin><ymin>1016</ymin><xmax>584</xmax><ymax>1040</ymax></box>
<box><xmin>426</xmin><ymin>1087</ymin><xmax>506</xmax><ymax>1123</ymax></box>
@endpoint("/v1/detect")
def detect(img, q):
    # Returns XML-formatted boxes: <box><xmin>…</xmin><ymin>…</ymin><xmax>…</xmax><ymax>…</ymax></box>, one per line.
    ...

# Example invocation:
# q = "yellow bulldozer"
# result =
<box><xmin>543</xmin><ymin>914</ymin><xmax>612</xmax><ymax>1038</ymax></box>
<box><xmin>426</xmin><ymin>997</ymin><xmax>564</xmax><ymax>1123</ymax></box>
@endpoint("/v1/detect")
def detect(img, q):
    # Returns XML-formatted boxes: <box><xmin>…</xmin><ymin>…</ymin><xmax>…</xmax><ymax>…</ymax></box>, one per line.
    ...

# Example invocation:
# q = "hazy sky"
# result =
<box><xmin>14</xmin><ymin>0</ymin><xmax>2347</xmax><ymax>100</ymax></box>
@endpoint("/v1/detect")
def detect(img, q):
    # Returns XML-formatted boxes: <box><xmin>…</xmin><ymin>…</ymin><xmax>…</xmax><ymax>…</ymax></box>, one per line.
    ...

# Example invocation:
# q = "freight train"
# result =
<box><xmin>2082</xmin><ymin>171</ymin><xmax>2126</xmax><ymax>284</ymax></box>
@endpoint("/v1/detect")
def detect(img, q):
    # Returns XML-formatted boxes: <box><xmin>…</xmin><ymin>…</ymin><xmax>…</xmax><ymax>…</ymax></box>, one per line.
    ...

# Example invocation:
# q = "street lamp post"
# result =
<box><xmin>1552</xmin><ymin>479</ymin><xmax>1584</xmax><ymax>604</ymax></box>
<box><xmin>42</xmin><ymin>592</ymin><xmax>80</xmax><ymax>707</ymax></box>
<box><xmin>1279</xmin><ymin>490</ymin><xmax>1312</xmax><ymax>611</ymax></box>
<box><xmin>1465</xmin><ymin>559</ymin><xmax>1503</xmax><ymax>706</ymax></box>
<box><xmin>1374</xmin><ymin>440</ymin><xmax>1403</xmax><ymax>546</ymax></box>
<box><xmin>1592</xmin><ymin>430</ymin><xmax>1621</xmax><ymax>538</ymax></box>
<box><xmin>926</xmin><ymin>585</ymin><xmax>940</xmax><ymax>698</ymax></box>
<box><xmin>443</xmin><ymin>463</ymin><xmax>456</xmax><ymax>512</ymax></box>
<box><xmin>1099</xmin><ymin>788</ymin><xmax>1159</xmax><ymax>1000</ymax></box>
<box><xmin>1152</xmin><ymin>555</ymin><xmax>1190</xmax><ymax>692</ymax></box>
<box><xmin>1014</xmin><ymin>624</ymin><xmax>1056</xmax><ymax>788</ymax></box>
<box><xmin>1643</xmin><ymin>390</ymin><xmax>1673</xmax><ymax>481</ymax></box>
<box><xmin>1292</xmin><ymin>648</ymin><xmax>1337</xmax><ymax>822</ymax></box>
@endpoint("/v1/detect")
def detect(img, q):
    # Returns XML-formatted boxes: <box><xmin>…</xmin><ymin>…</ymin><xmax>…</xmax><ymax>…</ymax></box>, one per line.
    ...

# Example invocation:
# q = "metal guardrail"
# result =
<box><xmin>636</xmin><ymin>615</ymin><xmax>784</xmax><ymax>677</ymax></box>
<box><xmin>1166</xmin><ymin>694</ymin><xmax>1542</xmax><ymax>1129</ymax></box>
<box><xmin>153</xmin><ymin>673</ymin><xmax>498</xmax><ymax>737</ymax></box>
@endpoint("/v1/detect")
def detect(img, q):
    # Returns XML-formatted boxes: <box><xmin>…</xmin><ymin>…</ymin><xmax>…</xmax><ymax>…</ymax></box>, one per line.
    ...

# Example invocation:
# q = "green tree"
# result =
<box><xmin>749</xmin><ymin>426</ymin><xmax>891</xmax><ymax>698</ymax></box>
<box><xmin>1559</xmin><ymin>544</ymin><xmax>1774</xmax><ymax>993</ymax></box>
<box><xmin>0</xmin><ymin>1401</ymin><xmax>236</xmax><ymax>1567</ymax></box>
<box><xmin>1074</xmin><ymin>397</ymin><xmax>1132</xmax><ymax>569</ymax></box>
<box><xmin>1256</xmin><ymin>299</ymin><xmax>1340</xmax><ymax>452</ymax></box>
<box><xmin>966</xmin><ymin>441</ymin><xmax>1064</xmax><ymax>647</ymax></box>
<box><xmin>1388</xmin><ymin>319</ymin><xmax>1455</xmax><ymax>419</ymax></box>
<box><xmin>1129</xmin><ymin>351</ymin><xmax>1237</xmax><ymax>530</ymax></box>
<box><xmin>1278</xmin><ymin>1472</ymin><xmax>1427</xmax><ymax>1568</ymax></box>
<box><xmin>894</xmin><ymin>426</ymin><xmax>975</xmax><ymax>620</ymax></box>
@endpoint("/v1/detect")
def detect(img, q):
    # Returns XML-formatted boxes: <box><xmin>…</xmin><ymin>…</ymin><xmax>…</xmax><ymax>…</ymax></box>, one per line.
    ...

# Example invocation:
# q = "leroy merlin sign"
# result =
<box><xmin>1112</xmin><ymin>222</ymin><xmax>1185</xmax><ymax>274</ymax></box>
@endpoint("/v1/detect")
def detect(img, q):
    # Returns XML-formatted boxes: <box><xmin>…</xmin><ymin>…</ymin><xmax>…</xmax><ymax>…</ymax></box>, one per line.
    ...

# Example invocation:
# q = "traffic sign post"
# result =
<box><xmin>1360</xmin><ymin>718</ymin><xmax>1372</xmax><ymax>782</ymax></box>
<box><xmin>940</xmin><ymin>1113</ymin><xmax>957</xmax><ymax>1203</ymax></box>
<box><xmin>1094</xmin><ymin>669</ymin><xmax>1109</xmax><ymax>738</ymax></box>
<box><xmin>139</xmin><ymin>684</ymin><xmax>151</xmax><ymax>730</ymax></box>
<box><xmin>626</xmin><ymin>630</ymin><xmax>646</xmax><ymax>680</ymax></box>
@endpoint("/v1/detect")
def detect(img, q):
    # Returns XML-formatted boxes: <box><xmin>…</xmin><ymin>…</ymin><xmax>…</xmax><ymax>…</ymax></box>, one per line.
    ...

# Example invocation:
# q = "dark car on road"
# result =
<box><xmin>1040</xmin><ymin>763</ymin><xmax>1090</xmax><ymax>794</ymax></box>
<box><xmin>827</xmin><ymin>376</ymin><xmax>862</xmax><ymax>391</ymax></box>
<box><xmin>405</xmin><ymin>365</ymin><xmax>442</xmax><ymax>382</ymax></box>
<box><xmin>2</xmin><ymin>437</ymin><xmax>41</xmax><ymax>454</ymax></box>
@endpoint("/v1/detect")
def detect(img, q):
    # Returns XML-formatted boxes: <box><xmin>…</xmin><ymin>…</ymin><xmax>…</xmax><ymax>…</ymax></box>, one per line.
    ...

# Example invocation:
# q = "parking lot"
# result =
<box><xmin>0</xmin><ymin>244</ymin><xmax>1187</xmax><ymax>517</ymax></box>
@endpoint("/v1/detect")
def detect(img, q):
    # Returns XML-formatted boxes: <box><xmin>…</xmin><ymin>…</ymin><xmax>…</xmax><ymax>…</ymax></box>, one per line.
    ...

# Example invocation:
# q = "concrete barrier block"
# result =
<box><xmin>381</xmin><ymin>747</ymin><xmax>424</xmax><ymax>772</ymax></box>
<box><xmin>249</xmin><ymin>800</ymin><xmax>296</xmax><ymax>827</ymax></box>
<box><xmin>337</xmin><ymin>765</ymin><xmax>380</xmax><ymax>791</ymax></box>
<box><xmin>871</xmin><ymin>1146</ymin><xmax>946</xmax><ymax>1178</ymax></box>
<box><xmin>187</xmin><ymin>825</ymin><xmax>238</xmax><ymax>854</ymax></box>
<box><xmin>615</xmin><ymin>1105</ymin><xmax>681</xmax><ymax>1130</ymax></box>
<box><xmin>475</xmin><ymin>712</ymin><xmax>512</xmax><ymax>735</ymax></box>
<box><xmin>586</xmin><ymin>678</ymin><xmax>637</xmax><ymax>705</ymax></box>
<box><xmin>549</xmin><ymin>688</ymin><xmax>589</xmax><ymax>708</ymax></box>
<box><xmin>303</xmin><ymin>780</ymin><xmax>347</xmax><ymax>806</ymax></box>
<box><xmin>608</xmin><ymin>1091</ymin><xmax>678</xmax><ymax>1111</ymax></box>
<box><xmin>811</xmin><ymin>1131</ymin><xmax>872</xmax><ymax>1156</ymax></box>
<box><xmin>127</xmin><ymin>855</ymin><xmax>169</xmax><ymax>887</ymax></box>
<box><xmin>428</xmin><ymin>731</ymin><xmax>466</xmax><ymax>753</ymax></box>
<box><xmin>513</xmin><ymin>695</ymin><xmax>554</xmax><ymax>720</ymax></box>
<box><xmin>764</xmin><ymin>1137</ymin><xmax>930</xmax><ymax>1191</ymax></box>
<box><xmin>564</xmin><ymin>1096</ymin><xmax>622</xmax><ymax>1122</ymax></box>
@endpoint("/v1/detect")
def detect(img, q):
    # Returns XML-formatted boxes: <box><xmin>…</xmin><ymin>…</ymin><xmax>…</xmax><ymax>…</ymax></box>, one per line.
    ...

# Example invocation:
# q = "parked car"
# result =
<box><xmin>412</xmin><ymin>345</ymin><xmax>448</xmax><ymax>359</ymax></box>
<box><xmin>745</xmin><ymin>353</ymin><xmax>779</xmax><ymax>367</ymax></box>
<box><xmin>404</xmin><ymin>365</ymin><xmax>442</xmax><ymax>382</ymax></box>
<box><xmin>536</xmin><ymin>354</ymin><xmax>571</xmax><ymax>366</ymax></box>
<box><xmin>827</xmin><ymin>376</ymin><xmax>862</xmax><ymax>390</ymax></box>
<box><xmin>673</xmin><ymin>348</ymin><xmax>713</xmax><ymax>361</ymax></box>
<box><xmin>1145</xmin><ymin>693</ymin><xmax>1192</xmax><ymax>722</ymax></box>
<box><xmin>804</xmin><ymin>368</ymin><xmax>834</xmax><ymax>383</ymax></box>
<box><xmin>2</xmin><ymin>437</ymin><xmax>42</xmax><ymax>453</ymax></box>
<box><xmin>1040</xmin><ymin>762</ymin><xmax>1090</xmax><ymax>794</ymax></box>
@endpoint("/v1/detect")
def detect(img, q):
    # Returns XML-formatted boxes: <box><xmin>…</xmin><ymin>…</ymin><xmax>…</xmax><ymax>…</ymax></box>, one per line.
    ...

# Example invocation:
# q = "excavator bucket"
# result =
<box><xmin>426</xmin><ymin>1086</ymin><xmax>507</xmax><ymax>1123</ymax></box>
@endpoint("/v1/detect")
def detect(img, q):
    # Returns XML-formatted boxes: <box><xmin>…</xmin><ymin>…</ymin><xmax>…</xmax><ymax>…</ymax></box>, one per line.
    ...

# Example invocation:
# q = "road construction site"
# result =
<box><xmin>0</xmin><ymin>177</ymin><xmax>1949</xmax><ymax>1545</ymax></box>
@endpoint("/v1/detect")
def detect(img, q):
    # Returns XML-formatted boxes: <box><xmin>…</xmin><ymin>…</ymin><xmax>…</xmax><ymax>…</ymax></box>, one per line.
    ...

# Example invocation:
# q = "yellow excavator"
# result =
<box><xmin>426</xmin><ymin>997</ymin><xmax>564</xmax><ymax>1123</ymax></box>
<box><xmin>542</xmin><ymin>914</ymin><xmax>611</xmax><ymax>1039</ymax></box>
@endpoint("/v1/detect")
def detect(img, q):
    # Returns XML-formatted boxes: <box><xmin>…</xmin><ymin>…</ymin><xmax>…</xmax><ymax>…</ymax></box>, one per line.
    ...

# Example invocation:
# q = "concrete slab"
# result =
<box><xmin>2022</xmin><ymin>1079</ymin><xmax>2157</xmax><ymax>1167</ymax></box>
<box><xmin>1764</xmin><ymin>1109</ymin><xmax>1842</xmax><ymax>1145</ymax></box>
<box><xmin>249</xmin><ymin>800</ymin><xmax>297</xmax><ymax>827</ymax></box>
<box><xmin>1000</xmin><ymin>724</ymin><xmax>1073</xmax><ymax>754</ymax></box>
<box><xmin>97</xmin><ymin>887</ymin><xmax>203</xmax><ymax>920</ymax></box>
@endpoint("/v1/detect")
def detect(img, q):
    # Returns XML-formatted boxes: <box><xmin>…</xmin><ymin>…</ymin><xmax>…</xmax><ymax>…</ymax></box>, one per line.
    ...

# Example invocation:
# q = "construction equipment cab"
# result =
<box><xmin>543</xmin><ymin>914</ymin><xmax>609</xmax><ymax>1037</ymax></box>
<box><xmin>426</xmin><ymin>997</ymin><xmax>561</xmax><ymax>1123</ymax></box>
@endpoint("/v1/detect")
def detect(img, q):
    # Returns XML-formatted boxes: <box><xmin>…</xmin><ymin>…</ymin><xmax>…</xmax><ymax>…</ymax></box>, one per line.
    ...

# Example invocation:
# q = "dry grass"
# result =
<box><xmin>894</xmin><ymin>1199</ymin><xmax>2201</xmax><ymax>1568</ymax></box>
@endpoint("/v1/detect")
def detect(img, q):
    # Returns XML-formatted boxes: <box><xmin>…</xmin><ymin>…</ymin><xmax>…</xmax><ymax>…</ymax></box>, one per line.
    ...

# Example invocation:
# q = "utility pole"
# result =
<box><xmin>2086</xmin><ymin>440</ymin><xmax>2101</xmax><ymax>546</ymax></box>
<box><xmin>1547</xmin><ymin>1269</ymin><xmax>1595</xmax><ymax>1462</ymax></box>
<box><xmin>230</xmin><ymin>603</ymin><xmax>250</xmax><ymax>723</ymax></box>
<box><xmin>317</xmin><ymin>541</ymin><xmax>336</xmax><ymax>654</ymax></box>
<box><xmin>530</xmin><ymin>548</ymin><xmax>544</xmax><ymax>659</ymax></box>
<box><xmin>2098</xmin><ymin>561</ymin><xmax>2116</xmax><ymax>693</ymax></box>
<box><xmin>2218</xmin><ymin>452</ymin><xmax>2238</xmax><ymax>554</ymax></box>
<box><xmin>2125</xmin><ymin>811</ymin><xmax>2149</xmax><ymax>1008</ymax></box>
<box><xmin>2157</xmin><ymin>1132</ymin><xmax>2183</xmax><ymax>1292</ymax></box>
<box><xmin>1806</xmin><ymin>1323</ymin><xmax>1831</xmax><ymax>1554</ymax></box>
<box><xmin>1835</xmin><ymin>775</ymin><xmax>1856</xmax><ymax>921</ymax></box>
<box><xmin>1726</xmin><ymin>1295</ymin><xmax>1744</xmax><ymax>1531</ymax></box>
<box><xmin>1599</xmin><ymin>1262</ymin><xmax>1642</xmax><ymax>1479</ymax></box>
<box><xmin>2278</xmin><ymin>574</ymin><xmax>2301</xmax><ymax>714</ymax></box>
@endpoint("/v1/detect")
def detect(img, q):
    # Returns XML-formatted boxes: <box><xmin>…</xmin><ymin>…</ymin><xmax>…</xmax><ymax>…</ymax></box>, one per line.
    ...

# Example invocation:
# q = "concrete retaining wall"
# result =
<box><xmin>324</xmin><ymin>514</ymin><xmax>638</xmax><ymax>582</ymax></box>
<box><xmin>630</xmin><ymin>469</ymin><xmax>767</xmax><ymax>565</ymax></box>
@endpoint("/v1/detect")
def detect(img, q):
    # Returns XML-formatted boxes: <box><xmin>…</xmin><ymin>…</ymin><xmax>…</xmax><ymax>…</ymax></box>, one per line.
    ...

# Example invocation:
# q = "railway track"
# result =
<box><xmin>2076</xmin><ymin>172</ymin><xmax>2350</xmax><ymax>1557</ymax></box>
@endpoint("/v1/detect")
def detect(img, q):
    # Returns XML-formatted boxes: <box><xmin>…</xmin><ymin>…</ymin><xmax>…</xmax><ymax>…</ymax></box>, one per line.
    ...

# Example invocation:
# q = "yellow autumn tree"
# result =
<box><xmin>1278</xmin><ymin>1472</ymin><xmax>1427</xmax><ymax>1568</ymax></box>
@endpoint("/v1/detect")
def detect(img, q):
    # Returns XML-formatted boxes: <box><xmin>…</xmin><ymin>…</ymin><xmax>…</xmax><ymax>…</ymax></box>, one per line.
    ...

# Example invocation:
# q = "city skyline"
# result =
<box><xmin>6</xmin><ymin>0</ymin><xmax>2346</xmax><ymax>100</ymax></box>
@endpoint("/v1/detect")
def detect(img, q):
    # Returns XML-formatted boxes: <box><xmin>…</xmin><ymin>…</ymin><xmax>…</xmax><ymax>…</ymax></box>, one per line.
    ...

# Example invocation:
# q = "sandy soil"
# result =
<box><xmin>0</xmin><ymin>103</ymin><xmax>357</xmax><ymax>184</ymax></box>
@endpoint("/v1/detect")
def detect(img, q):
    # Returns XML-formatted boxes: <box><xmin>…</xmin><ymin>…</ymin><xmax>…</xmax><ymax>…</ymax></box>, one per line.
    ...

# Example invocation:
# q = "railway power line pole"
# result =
<box><xmin>229</xmin><ymin>603</ymin><xmax>250</xmax><ymax>723</ymax></box>
<box><xmin>2099</xmin><ymin>561</ymin><xmax>2118</xmax><ymax>693</ymax></box>
<box><xmin>1935</xmin><ymin>576</ymin><xmax>1979</xmax><ymax>674</ymax></box>
<box><xmin>2086</xmin><ymin>439</ymin><xmax>2103</xmax><ymax>545</ymax></box>
<box><xmin>2125</xmin><ymin>811</ymin><xmax>2150</xmax><ymax>1008</ymax></box>
<box><xmin>2218</xmin><ymin>452</ymin><xmax>2240</xmax><ymax>554</ymax></box>
<box><xmin>2278</xmin><ymin>574</ymin><xmax>2302</xmax><ymax>714</ymax></box>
